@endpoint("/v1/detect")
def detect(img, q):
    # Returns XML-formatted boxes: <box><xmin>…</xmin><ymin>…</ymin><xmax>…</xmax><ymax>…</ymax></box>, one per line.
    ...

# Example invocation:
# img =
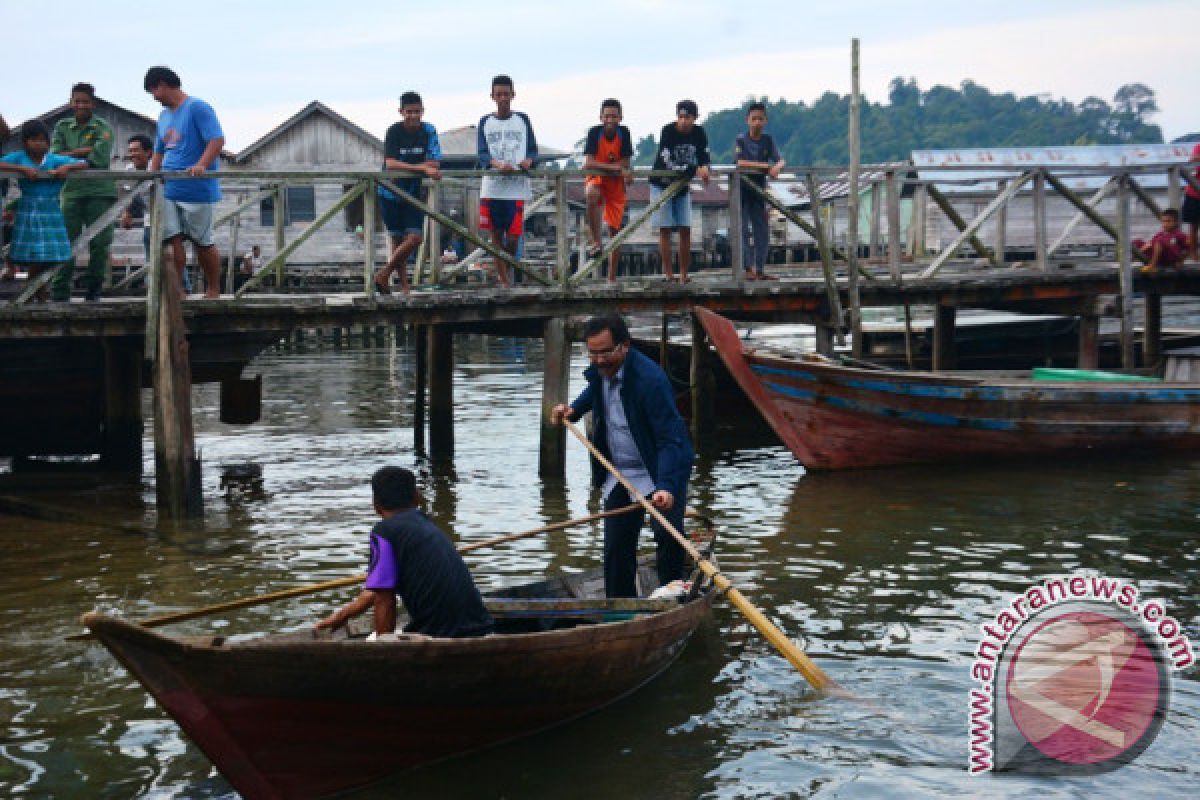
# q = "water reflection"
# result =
<box><xmin>0</xmin><ymin>335</ymin><xmax>1197</xmax><ymax>799</ymax></box>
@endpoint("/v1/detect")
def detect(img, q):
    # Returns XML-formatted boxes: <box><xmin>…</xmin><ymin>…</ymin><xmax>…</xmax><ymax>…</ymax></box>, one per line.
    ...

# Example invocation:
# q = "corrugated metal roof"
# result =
<box><xmin>773</xmin><ymin>161</ymin><xmax>911</xmax><ymax>208</ymax></box>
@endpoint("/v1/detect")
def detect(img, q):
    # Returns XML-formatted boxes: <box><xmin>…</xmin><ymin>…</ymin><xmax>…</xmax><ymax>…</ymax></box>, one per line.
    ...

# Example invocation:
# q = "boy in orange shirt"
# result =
<box><xmin>583</xmin><ymin>98</ymin><xmax>633</xmax><ymax>283</ymax></box>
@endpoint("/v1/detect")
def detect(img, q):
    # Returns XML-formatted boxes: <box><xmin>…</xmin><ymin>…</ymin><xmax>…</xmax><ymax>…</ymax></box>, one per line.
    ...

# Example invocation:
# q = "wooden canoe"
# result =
<box><xmin>695</xmin><ymin>307</ymin><xmax>1200</xmax><ymax>470</ymax></box>
<box><xmin>84</xmin><ymin>563</ymin><xmax>715</xmax><ymax>800</ymax></box>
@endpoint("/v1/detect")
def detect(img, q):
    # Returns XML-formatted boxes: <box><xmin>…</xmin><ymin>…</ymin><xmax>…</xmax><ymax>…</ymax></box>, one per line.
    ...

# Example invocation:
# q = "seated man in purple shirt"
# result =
<box><xmin>315</xmin><ymin>467</ymin><xmax>494</xmax><ymax>638</ymax></box>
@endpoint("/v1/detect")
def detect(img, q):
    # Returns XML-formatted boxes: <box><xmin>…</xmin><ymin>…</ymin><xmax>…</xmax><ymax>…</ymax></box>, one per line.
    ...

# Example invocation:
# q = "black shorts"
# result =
<box><xmin>1182</xmin><ymin>194</ymin><xmax>1200</xmax><ymax>226</ymax></box>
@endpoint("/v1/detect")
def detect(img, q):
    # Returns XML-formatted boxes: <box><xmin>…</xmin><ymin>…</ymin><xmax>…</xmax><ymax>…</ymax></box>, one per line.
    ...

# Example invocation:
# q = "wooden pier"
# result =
<box><xmin>2</xmin><ymin>159</ymin><xmax>1197</xmax><ymax>518</ymax></box>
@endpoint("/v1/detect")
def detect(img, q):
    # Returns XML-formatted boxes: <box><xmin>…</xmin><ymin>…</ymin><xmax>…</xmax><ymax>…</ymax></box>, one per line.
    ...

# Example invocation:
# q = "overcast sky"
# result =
<box><xmin>4</xmin><ymin>0</ymin><xmax>1196</xmax><ymax>153</ymax></box>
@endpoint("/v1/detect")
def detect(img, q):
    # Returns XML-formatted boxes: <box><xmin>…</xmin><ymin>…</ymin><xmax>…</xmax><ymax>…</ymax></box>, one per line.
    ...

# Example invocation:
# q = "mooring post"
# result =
<box><xmin>538</xmin><ymin>317</ymin><xmax>571</xmax><ymax>478</ymax></box>
<box><xmin>153</xmin><ymin>257</ymin><xmax>203</xmax><ymax>519</ymax></box>
<box><xmin>428</xmin><ymin>324</ymin><xmax>454</xmax><ymax>459</ymax></box>
<box><xmin>101</xmin><ymin>339</ymin><xmax>143</xmax><ymax>471</ymax></box>
<box><xmin>690</xmin><ymin>313</ymin><xmax>716</xmax><ymax>437</ymax></box>
<box><xmin>1077</xmin><ymin>309</ymin><xmax>1099</xmax><ymax>369</ymax></box>
<box><xmin>413</xmin><ymin>325</ymin><xmax>427</xmax><ymax>455</ymax></box>
<box><xmin>932</xmin><ymin>303</ymin><xmax>957</xmax><ymax>372</ymax></box>
<box><xmin>1144</xmin><ymin>291</ymin><xmax>1163</xmax><ymax>370</ymax></box>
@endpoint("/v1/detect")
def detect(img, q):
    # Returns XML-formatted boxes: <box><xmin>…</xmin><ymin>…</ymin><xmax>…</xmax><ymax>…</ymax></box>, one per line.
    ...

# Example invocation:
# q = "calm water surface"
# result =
<box><xmin>1</xmin><ymin>333</ymin><xmax>1197</xmax><ymax>799</ymax></box>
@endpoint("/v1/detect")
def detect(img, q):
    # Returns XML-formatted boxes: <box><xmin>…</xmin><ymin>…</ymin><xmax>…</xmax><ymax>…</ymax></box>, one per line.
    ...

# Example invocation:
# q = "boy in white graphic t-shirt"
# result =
<box><xmin>476</xmin><ymin>74</ymin><xmax>538</xmax><ymax>287</ymax></box>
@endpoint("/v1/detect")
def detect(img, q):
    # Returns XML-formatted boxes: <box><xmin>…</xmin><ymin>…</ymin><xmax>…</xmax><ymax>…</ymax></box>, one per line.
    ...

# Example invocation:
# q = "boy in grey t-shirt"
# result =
<box><xmin>734</xmin><ymin>102</ymin><xmax>785</xmax><ymax>280</ymax></box>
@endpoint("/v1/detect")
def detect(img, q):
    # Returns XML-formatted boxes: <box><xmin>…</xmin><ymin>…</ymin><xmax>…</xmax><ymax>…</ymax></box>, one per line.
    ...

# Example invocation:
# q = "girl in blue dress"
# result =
<box><xmin>0</xmin><ymin>120</ymin><xmax>86</xmax><ymax>300</ymax></box>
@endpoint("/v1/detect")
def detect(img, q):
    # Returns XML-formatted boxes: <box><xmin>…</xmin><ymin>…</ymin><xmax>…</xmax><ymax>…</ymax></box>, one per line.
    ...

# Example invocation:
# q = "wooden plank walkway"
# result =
<box><xmin>3</xmin><ymin>263</ymin><xmax>1199</xmax><ymax>339</ymax></box>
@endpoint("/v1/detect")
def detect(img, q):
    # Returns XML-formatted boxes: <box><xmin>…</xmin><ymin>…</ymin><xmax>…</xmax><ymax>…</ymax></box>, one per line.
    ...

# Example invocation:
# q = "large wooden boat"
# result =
<box><xmin>84</xmin><ymin>559</ymin><xmax>715</xmax><ymax>800</ymax></box>
<box><xmin>695</xmin><ymin>307</ymin><xmax>1200</xmax><ymax>470</ymax></box>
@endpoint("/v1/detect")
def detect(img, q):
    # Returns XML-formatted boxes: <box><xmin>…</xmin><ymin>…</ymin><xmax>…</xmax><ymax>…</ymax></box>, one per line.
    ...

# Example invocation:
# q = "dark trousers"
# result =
<box><xmin>57</xmin><ymin>195</ymin><xmax>114</xmax><ymax>299</ymax></box>
<box><xmin>741</xmin><ymin>197</ymin><xmax>769</xmax><ymax>273</ymax></box>
<box><xmin>602</xmin><ymin>484</ymin><xmax>687</xmax><ymax>598</ymax></box>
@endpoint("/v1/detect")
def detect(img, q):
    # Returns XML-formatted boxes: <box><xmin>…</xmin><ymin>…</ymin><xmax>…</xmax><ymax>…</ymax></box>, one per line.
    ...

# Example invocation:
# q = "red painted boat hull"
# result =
<box><xmin>84</xmin><ymin>591</ymin><xmax>712</xmax><ymax>800</ymax></box>
<box><xmin>695</xmin><ymin>307</ymin><xmax>1200</xmax><ymax>470</ymax></box>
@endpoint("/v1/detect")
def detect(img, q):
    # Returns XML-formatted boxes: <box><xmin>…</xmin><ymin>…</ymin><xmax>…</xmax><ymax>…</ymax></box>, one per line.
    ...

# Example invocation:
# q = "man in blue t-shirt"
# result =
<box><xmin>315</xmin><ymin>467</ymin><xmax>494</xmax><ymax>639</ymax></box>
<box><xmin>144</xmin><ymin>66</ymin><xmax>225</xmax><ymax>298</ymax></box>
<box><xmin>373</xmin><ymin>91</ymin><xmax>442</xmax><ymax>295</ymax></box>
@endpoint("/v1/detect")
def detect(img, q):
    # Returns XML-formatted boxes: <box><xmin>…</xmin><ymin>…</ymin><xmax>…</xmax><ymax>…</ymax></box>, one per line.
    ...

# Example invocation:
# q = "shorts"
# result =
<box><xmin>586</xmin><ymin>177</ymin><xmax>627</xmax><ymax>231</ymax></box>
<box><xmin>380</xmin><ymin>194</ymin><xmax>425</xmax><ymax>238</ymax></box>
<box><xmin>1182</xmin><ymin>194</ymin><xmax>1200</xmax><ymax>226</ymax></box>
<box><xmin>480</xmin><ymin>198</ymin><xmax>523</xmax><ymax>237</ymax></box>
<box><xmin>650</xmin><ymin>184</ymin><xmax>692</xmax><ymax>229</ymax></box>
<box><xmin>162</xmin><ymin>199</ymin><xmax>215</xmax><ymax>247</ymax></box>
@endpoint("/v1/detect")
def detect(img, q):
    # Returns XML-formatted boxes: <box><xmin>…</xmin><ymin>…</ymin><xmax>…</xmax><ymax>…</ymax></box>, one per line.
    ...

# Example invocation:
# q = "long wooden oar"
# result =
<box><xmin>69</xmin><ymin>504</ymin><xmax>640</xmax><ymax>641</ymax></box>
<box><xmin>563</xmin><ymin>420</ymin><xmax>839</xmax><ymax>694</ymax></box>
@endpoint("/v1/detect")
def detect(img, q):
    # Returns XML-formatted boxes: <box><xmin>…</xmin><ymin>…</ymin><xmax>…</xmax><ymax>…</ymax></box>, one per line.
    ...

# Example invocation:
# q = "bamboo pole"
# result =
<box><xmin>563</xmin><ymin>420</ymin><xmax>837</xmax><ymax>694</ymax></box>
<box><xmin>69</xmin><ymin>505</ymin><xmax>644</xmax><ymax>640</ymax></box>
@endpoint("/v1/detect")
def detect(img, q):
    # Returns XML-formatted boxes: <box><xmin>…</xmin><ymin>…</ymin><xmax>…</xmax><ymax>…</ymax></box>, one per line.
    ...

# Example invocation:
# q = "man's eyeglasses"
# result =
<box><xmin>586</xmin><ymin>342</ymin><xmax>626</xmax><ymax>360</ymax></box>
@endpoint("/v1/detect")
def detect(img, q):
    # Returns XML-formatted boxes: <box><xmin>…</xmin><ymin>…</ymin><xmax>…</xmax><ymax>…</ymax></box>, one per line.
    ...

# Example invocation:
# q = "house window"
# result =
<box><xmin>260</xmin><ymin>186</ymin><xmax>317</xmax><ymax>226</ymax></box>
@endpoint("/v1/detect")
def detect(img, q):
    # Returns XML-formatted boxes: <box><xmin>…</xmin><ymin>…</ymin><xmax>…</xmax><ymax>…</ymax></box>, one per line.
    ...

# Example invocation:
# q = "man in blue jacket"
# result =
<box><xmin>552</xmin><ymin>314</ymin><xmax>695</xmax><ymax>597</ymax></box>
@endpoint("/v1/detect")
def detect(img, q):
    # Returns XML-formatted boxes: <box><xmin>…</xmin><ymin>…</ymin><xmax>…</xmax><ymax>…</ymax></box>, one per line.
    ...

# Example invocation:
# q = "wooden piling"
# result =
<box><xmin>152</xmin><ymin>259</ymin><xmax>202</xmax><ymax>518</ymax></box>
<box><xmin>428</xmin><ymin>325</ymin><xmax>454</xmax><ymax>459</ymax></box>
<box><xmin>538</xmin><ymin>317</ymin><xmax>571</xmax><ymax>478</ymax></box>
<box><xmin>932</xmin><ymin>303</ymin><xmax>957</xmax><ymax>371</ymax></box>
<box><xmin>413</xmin><ymin>326</ymin><xmax>427</xmax><ymax>455</ymax></box>
<box><xmin>1033</xmin><ymin>170</ymin><xmax>1048</xmax><ymax>271</ymax></box>
<box><xmin>814</xmin><ymin>325</ymin><xmax>834</xmax><ymax>357</ymax></box>
<box><xmin>885</xmin><ymin>171</ymin><xmax>901</xmax><ymax>281</ymax></box>
<box><xmin>1144</xmin><ymin>292</ymin><xmax>1162</xmax><ymax>370</ymax></box>
<box><xmin>1077</xmin><ymin>310</ymin><xmax>1099</xmax><ymax>369</ymax></box>
<box><xmin>555</xmin><ymin>174</ymin><xmax>570</xmax><ymax>287</ymax></box>
<box><xmin>363</xmin><ymin>179</ymin><xmax>377</xmax><ymax>297</ymax></box>
<box><xmin>994</xmin><ymin>179</ymin><xmax>1007</xmax><ymax>265</ymax></box>
<box><xmin>273</xmin><ymin>184</ymin><xmax>286</xmax><ymax>288</ymax></box>
<box><xmin>868</xmin><ymin>181</ymin><xmax>882</xmax><ymax>262</ymax></box>
<box><xmin>690</xmin><ymin>313</ymin><xmax>716</xmax><ymax>437</ymax></box>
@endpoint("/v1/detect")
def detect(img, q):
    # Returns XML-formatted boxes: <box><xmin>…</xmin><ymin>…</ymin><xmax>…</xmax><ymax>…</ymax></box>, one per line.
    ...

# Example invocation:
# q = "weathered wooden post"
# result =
<box><xmin>1033</xmin><ymin>169</ymin><xmax>1047</xmax><ymax>271</ymax></box>
<box><xmin>659</xmin><ymin>314</ymin><xmax>670</xmax><ymax>367</ymax></box>
<box><xmin>1167</xmin><ymin>166</ymin><xmax>1182</xmax><ymax>214</ymax></box>
<box><xmin>539</xmin><ymin>317</ymin><xmax>571</xmax><ymax>477</ymax></box>
<box><xmin>868</xmin><ymin>181</ymin><xmax>883</xmax><ymax>262</ymax></box>
<box><xmin>428</xmin><ymin>324</ymin><xmax>454</xmax><ymax>460</ymax></box>
<box><xmin>1077</xmin><ymin>309</ymin><xmax>1100</xmax><ymax>369</ymax></box>
<box><xmin>885</xmin><ymin>170</ymin><xmax>901</xmax><ymax>281</ymax></box>
<box><xmin>101</xmin><ymin>339</ymin><xmax>143</xmax><ymax>471</ymax></box>
<box><xmin>413</xmin><ymin>325</ymin><xmax>427</xmax><ymax>455</ymax></box>
<box><xmin>363</xmin><ymin>178</ymin><xmax>376</xmax><ymax>297</ymax></box>
<box><xmin>273</xmin><ymin>184</ymin><xmax>286</xmax><ymax>288</ymax></box>
<box><xmin>690</xmin><ymin>313</ymin><xmax>716</xmax><ymax>437</ymax></box>
<box><xmin>994</xmin><ymin>178</ymin><xmax>1007</xmax><ymax>265</ymax></box>
<box><xmin>911</xmin><ymin>183</ymin><xmax>927</xmax><ymax>261</ymax></box>
<box><xmin>555</xmin><ymin>174</ymin><xmax>570</xmax><ymax>288</ymax></box>
<box><xmin>226</xmin><ymin>207</ymin><xmax>241</xmax><ymax>294</ymax></box>
<box><xmin>846</xmin><ymin>38</ymin><xmax>864</xmax><ymax>357</ymax></box>
<box><xmin>1116</xmin><ymin>175</ymin><xmax>1135</xmax><ymax>369</ymax></box>
<box><xmin>1144</xmin><ymin>291</ymin><xmax>1162</xmax><ymax>369</ymax></box>
<box><xmin>932</xmin><ymin>302</ymin><xmax>957</xmax><ymax>371</ymax></box>
<box><xmin>728</xmin><ymin>172</ymin><xmax>744</xmax><ymax>282</ymax></box>
<box><xmin>153</xmin><ymin>250</ymin><xmax>203</xmax><ymax>518</ymax></box>
<box><xmin>428</xmin><ymin>182</ymin><xmax>442</xmax><ymax>285</ymax></box>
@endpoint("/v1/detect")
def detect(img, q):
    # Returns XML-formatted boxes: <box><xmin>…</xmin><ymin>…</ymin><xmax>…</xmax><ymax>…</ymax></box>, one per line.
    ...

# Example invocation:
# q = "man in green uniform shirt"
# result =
<box><xmin>51</xmin><ymin>82</ymin><xmax>116</xmax><ymax>301</ymax></box>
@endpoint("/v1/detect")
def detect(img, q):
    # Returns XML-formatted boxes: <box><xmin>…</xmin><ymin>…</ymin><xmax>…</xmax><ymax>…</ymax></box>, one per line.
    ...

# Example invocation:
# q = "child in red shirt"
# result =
<box><xmin>1137</xmin><ymin>209</ymin><xmax>1189</xmax><ymax>273</ymax></box>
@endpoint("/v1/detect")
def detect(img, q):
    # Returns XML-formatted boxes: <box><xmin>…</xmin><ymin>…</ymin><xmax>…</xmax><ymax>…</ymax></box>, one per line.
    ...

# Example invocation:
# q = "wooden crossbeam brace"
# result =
<box><xmin>924</xmin><ymin>184</ymin><xmax>1001</xmax><ymax>268</ymax></box>
<box><xmin>570</xmin><ymin>179</ymin><xmax>688</xmax><ymax>284</ymax></box>
<box><xmin>920</xmin><ymin>172</ymin><xmax>1032</xmax><ymax>278</ymax></box>
<box><xmin>235</xmin><ymin>181</ymin><xmax>367</xmax><ymax>297</ymax></box>
<box><xmin>1046</xmin><ymin>177</ymin><xmax>1116</xmax><ymax>256</ymax></box>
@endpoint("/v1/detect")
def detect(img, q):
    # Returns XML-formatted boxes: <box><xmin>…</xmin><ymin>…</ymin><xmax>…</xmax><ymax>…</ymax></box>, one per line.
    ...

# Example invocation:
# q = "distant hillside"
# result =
<box><xmin>634</xmin><ymin>78</ymin><xmax>1165</xmax><ymax>167</ymax></box>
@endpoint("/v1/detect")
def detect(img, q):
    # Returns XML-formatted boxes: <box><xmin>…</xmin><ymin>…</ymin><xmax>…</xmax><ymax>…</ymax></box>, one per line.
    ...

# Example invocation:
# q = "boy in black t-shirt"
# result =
<box><xmin>734</xmin><ymin>102</ymin><xmax>785</xmax><ymax>280</ymax></box>
<box><xmin>650</xmin><ymin>100</ymin><xmax>710</xmax><ymax>283</ymax></box>
<box><xmin>315</xmin><ymin>467</ymin><xmax>493</xmax><ymax>639</ymax></box>
<box><xmin>374</xmin><ymin>92</ymin><xmax>442</xmax><ymax>295</ymax></box>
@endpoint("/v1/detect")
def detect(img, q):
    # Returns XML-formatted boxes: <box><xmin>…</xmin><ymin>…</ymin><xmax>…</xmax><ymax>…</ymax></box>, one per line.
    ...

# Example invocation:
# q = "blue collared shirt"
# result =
<box><xmin>601</xmin><ymin>364</ymin><xmax>656</xmax><ymax>499</ymax></box>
